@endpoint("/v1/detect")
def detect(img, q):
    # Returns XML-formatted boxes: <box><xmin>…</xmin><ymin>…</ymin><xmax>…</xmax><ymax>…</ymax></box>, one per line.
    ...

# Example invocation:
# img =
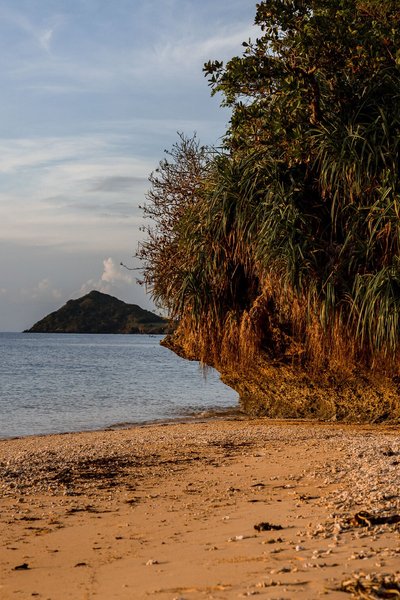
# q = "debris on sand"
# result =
<box><xmin>13</xmin><ymin>563</ymin><xmax>29</xmax><ymax>570</ymax></box>
<box><xmin>254</xmin><ymin>522</ymin><xmax>283</xmax><ymax>532</ymax></box>
<box><xmin>340</xmin><ymin>572</ymin><xmax>400</xmax><ymax>598</ymax></box>
<box><xmin>349</xmin><ymin>511</ymin><xmax>400</xmax><ymax>528</ymax></box>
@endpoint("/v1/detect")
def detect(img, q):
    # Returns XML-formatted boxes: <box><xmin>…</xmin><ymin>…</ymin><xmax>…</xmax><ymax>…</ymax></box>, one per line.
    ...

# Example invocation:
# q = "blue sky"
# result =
<box><xmin>0</xmin><ymin>0</ymin><xmax>259</xmax><ymax>330</ymax></box>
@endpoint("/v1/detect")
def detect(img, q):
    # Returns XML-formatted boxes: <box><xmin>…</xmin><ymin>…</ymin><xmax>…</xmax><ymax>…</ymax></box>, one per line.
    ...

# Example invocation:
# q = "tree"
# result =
<box><xmin>142</xmin><ymin>0</ymin><xmax>400</xmax><ymax>376</ymax></box>
<box><xmin>138</xmin><ymin>134</ymin><xmax>212</xmax><ymax>315</ymax></box>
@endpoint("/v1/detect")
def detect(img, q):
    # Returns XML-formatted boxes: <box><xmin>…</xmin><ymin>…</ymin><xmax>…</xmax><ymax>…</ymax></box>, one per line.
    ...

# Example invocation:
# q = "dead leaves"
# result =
<box><xmin>350</xmin><ymin>511</ymin><xmax>400</xmax><ymax>528</ymax></box>
<box><xmin>341</xmin><ymin>573</ymin><xmax>400</xmax><ymax>599</ymax></box>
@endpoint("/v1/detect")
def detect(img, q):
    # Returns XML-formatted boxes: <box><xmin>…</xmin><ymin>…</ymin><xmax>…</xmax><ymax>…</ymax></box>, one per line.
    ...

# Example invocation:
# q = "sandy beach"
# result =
<box><xmin>0</xmin><ymin>418</ymin><xmax>399</xmax><ymax>599</ymax></box>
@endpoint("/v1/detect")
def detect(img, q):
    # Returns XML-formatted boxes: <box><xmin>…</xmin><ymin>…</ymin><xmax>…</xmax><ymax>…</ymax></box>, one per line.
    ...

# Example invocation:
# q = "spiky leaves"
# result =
<box><xmin>141</xmin><ymin>0</ymin><xmax>400</xmax><ymax>374</ymax></box>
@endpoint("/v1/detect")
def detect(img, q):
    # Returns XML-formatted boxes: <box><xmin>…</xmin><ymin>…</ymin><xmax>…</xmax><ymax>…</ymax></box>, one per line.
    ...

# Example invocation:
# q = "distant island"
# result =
<box><xmin>25</xmin><ymin>290</ymin><xmax>170</xmax><ymax>334</ymax></box>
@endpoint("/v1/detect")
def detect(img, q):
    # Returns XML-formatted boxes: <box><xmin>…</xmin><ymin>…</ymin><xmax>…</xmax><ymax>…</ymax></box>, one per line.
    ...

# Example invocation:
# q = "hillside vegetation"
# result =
<box><xmin>26</xmin><ymin>291</ymin><xmax>169</xmax><ymax>334</ymax></box>
<box><xmin>140</xmin><ymin>0</ymin><xmax>400</xmax><ymax>421</ymax></box>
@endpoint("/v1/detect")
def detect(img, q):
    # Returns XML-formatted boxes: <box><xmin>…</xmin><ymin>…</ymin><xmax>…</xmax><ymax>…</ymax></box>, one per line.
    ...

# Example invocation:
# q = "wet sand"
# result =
<box><xmin>0</xmin><ymin>418</ymin><xmax>399</xmax><ymax>599</ymax></box>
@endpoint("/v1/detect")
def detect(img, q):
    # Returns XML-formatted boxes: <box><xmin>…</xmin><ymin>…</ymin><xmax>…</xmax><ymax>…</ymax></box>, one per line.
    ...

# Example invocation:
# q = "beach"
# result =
<box><xmin>0</xmin><ymin>418</ymin><xmax>399</xmax><ymax>599</ymax></box>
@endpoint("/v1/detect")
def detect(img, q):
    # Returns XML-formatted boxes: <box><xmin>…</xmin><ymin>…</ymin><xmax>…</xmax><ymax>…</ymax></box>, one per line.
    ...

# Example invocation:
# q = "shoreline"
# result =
<box><xmin>0</xmin><ymin>405</ymin><xmax>243</xmax><ymax>442</ymax></box>
<box><xmin>1</xmin><ymin>418</ymin><xmax>399</xmax><ymax>599</ymax></box>
<box><xmin>2</xmin><ymin>400</ymin><xmax>400</xmax><ymax>444</ymax></box>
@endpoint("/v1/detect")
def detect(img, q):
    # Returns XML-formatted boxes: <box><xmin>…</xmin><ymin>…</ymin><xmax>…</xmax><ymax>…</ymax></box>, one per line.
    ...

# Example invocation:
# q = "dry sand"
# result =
<box><xmin>0</xmin><ymin>418</ymin><xmax>399</xmax><ymax>599</ymax></box>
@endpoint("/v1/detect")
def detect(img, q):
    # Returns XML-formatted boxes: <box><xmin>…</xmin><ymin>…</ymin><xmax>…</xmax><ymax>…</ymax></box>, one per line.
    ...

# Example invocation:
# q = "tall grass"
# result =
<box><xmin>139</xmin><ymin>6</ymin><xmax>400</xmax><ymax>378</ymax></box>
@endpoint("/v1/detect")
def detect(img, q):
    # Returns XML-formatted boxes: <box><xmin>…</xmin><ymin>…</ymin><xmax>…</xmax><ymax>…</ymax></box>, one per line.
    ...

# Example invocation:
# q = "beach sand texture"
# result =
<box><xmin>0</xmin><ymin>419</ymin><xmax>399</xmax><ymax>599</ymax></box>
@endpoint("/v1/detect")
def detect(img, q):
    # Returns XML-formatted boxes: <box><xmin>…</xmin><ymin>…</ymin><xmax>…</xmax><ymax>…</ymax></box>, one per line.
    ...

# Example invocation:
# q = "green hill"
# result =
<box><xmin>25</xmin><ymin>291</ymin><xmax>169</xmax><ymax>334</ymax></box>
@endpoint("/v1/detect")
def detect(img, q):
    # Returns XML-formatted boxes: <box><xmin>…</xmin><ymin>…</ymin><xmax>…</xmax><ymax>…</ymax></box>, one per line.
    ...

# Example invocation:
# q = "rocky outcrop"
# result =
<box><xmin>221</xmin><ymin>358</ymin><xmax>400</xmax><ymax>423</ymax></box>
<box><xmin>162</xmin><ymin>333</ymin><xmax>400</xmax><ymax>423</ymax></box>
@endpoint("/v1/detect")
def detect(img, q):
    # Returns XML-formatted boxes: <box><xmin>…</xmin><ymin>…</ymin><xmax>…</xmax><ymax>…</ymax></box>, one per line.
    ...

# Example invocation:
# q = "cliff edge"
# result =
<box><xmin>161</xmin><ymin>333</ymin><xmax>400</xmax><ymax>423</ymax></box>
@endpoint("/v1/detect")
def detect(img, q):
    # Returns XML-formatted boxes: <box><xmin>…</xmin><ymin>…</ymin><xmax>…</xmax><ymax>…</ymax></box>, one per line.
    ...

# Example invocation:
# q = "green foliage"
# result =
<box><xmin>138</xmin><ymin>134</ymin><xmax>213</xmax><ymax>316</ymax></box>
<box><xmin>141</xmin><ymin>0</ymin><xmax>400</xmax><ymax>372</ymax></box>
<box><xmin>26</xmin><ymin>291</ymin><xmax>168</xmax><ymax>334</ymax></box>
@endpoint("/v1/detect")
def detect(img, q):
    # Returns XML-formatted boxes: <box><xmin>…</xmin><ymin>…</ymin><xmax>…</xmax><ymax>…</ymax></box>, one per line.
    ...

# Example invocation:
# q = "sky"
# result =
<box><xmin>0</xmin><ymin>0</ymin><xmax>259</xmax><ymax>331</ymax></box>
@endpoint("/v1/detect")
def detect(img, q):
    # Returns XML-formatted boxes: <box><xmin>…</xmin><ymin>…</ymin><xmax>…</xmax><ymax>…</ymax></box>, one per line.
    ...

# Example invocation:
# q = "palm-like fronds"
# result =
<box><xmin>140</xmin><ymin>2</ymin><xmax>400</xmax><ymax>376</ymax></box>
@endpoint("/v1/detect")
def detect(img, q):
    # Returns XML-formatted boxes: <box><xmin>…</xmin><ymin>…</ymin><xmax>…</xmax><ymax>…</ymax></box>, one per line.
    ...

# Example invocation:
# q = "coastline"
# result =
<box><xmin>0</xmin><ymin>333</ymin><xmax>239</xmax><ymax>441</ymax></box>
<box><xmin>0</xmin><ymin>405</ymin><xmax>243</xmax><ymax>442</ymax></box>
<box><xmin>1</xmin><ymin>419</ymin><xmax>399</xmax><ymax>599</ymax></box>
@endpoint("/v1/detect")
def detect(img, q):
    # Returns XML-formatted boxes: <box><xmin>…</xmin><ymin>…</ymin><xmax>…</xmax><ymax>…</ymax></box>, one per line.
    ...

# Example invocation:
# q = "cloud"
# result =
<box><xmin>79</xmin><ymin>257</ymin><xmax>136</xmax><ymax>297</ymax></box>
<box><xmin>101</xmin><ymin>257</ymin><xmax>133</xmax><ymax>285</ymax></box>
<box><xmin>0</xmin><ymin>134</ymin><xmax>153</xmax><ymax>180</ymax></box>
<box><xmin>90</xmin><ymin>176</ymin><xmax>148</xmax><ymax>193</ymax></box>
<box><xmin>0</xmin><ymin>133</ymin><xmax>152</xmax><ymax>251</ymax></box>
<box><xmin>38</xmin><ymin>28</ymin><xmax>54</xmax><ymax>52</ymax></box>
<box><xmin>20</xmin><ymin>278</ymin><xmax>62</xmax><ymax>301</ymax></box>
<box><xmin>152</xmin><ymin>24</ymin><xmax>256</xmax><ymax>70</ymax></box>
<box><xmin>0</xmin><ymin>7</ymin><xmax>62</xmax><ymax>54</ymax></box>
<box><xmin>0</xmin><ymin>4</ymin><xmax>257</xmax><ymax>95</ymax></box>
<box><xmin>0</xmin><ymin>136</ymin><xmax>108</xmax><ymax>174</ymax></box>
<box><xmin>42</xmin><ymin>195</ymin><xmax>140</xmax><ymax>220</ymax></box>
<box><xmin>0</xmin><ymin>0</ymin><xmax>256</xmax><ymax>331</ymax></box>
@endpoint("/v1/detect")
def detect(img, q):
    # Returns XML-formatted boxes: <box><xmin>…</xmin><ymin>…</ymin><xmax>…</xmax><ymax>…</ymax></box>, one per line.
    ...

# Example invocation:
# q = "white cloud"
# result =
<box><xmin>0</xmin><ymin>0</ymin><xmax>256</xmax><ymax>331</ymax></box>
<box><xmin>0</xmin><ymin>7</ymin><xmax>256</xmax><ymax>93</ymax></box>
<box><xmin>90</xmin><ymin>176</ymin><xmax>147</xmax><ymax>193</ymax></box>
<box><xmin>0</xmin><ymin>7</ymin><xmax>62</xmax><ymax>54</ymax></box>
<box><xmin>101</xmin><ymin>257</ymin><xmax>133</xmax><ymax>285</ymax></box>
<box><xmin>20</xmin><ymin>278</ymin><xmax>62</xmax><ymax>301</ymax></box>
<box><xmin>79</xmin><ymin>257</ymin><xmax>135</xmax><ymax>297</ymax></box>
<box><xmin>130</xmin><ymin>24</ymin><xmax>257</xmax><ymax>81</ymax></box>
<box><xmin>0</xmin><ymin>133</ymin><xmax>152</xmax><ymax>252</ymax></box>
<box><xmin>38</xmin><ymin>28</ymin><xmax>54</xmax><ymax>52</ymax></box>
<box><xmin>0</xmin><ymin>136</ymin><xmax>108</xmax><ymax>174</ymax></box>
<box><xmin>155</xmin><ymin>25</ymin><xmax>256</xmax><ymax>68</ymax></box>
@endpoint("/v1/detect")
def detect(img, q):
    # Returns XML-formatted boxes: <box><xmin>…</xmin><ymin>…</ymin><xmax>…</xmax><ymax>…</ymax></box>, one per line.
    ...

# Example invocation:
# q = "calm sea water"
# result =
<box><xmin>0</xmin><ymin>333</ymin><xmax>238</xmax><ymax>439</ymax></box>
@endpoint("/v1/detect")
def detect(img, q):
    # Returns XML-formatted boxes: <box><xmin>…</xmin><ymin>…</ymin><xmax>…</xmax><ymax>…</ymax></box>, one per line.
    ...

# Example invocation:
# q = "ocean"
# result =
<box><xmin>0</xmin><ymin>333</ymin><xmax>238</xmax><ymax>439</ymax></box>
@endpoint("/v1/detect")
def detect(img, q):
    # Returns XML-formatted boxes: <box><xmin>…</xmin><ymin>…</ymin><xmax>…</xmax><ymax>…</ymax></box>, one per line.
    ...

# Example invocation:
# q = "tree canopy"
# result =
<box><xmin>140</xmin><ymin>0</ymin><xmax>400</xmax><ymax>376</ymax></box>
